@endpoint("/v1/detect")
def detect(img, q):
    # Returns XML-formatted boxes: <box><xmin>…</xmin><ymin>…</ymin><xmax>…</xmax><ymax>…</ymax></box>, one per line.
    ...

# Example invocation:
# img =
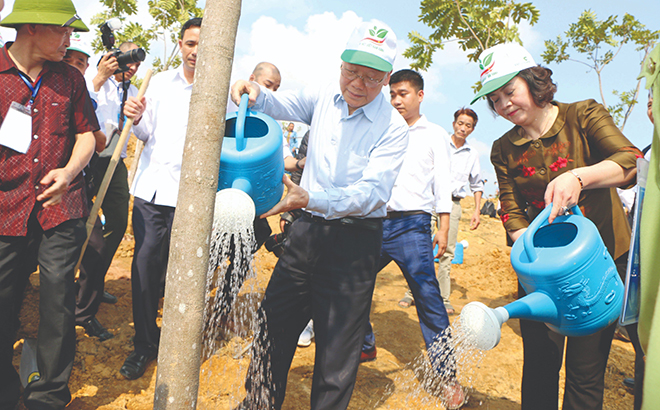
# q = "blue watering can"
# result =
<box><xmin>460</xmin><ymin>204</ymin><xmax>624</xmax><ymax>350</ymax></box>
<box><xmin>217</xmin><ymin>94</ymin><xmax>284</xmax><ymax>216</ymax></box>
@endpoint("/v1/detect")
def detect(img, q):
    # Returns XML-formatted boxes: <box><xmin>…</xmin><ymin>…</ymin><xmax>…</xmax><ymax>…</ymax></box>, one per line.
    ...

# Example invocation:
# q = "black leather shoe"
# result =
<box><xmin>120</xmin><ymin>351</ymin><xmax>157</xmax><ymax>380</ymax></box>
<box><xmin>82</xmin><ymin>317</ymin><xmax>114</xmax><ymax>341</ymax></box>
<box><xmin>101</xmin><ymin>291</ymin><xmax>118</xmax><ymax>304</ymax></box>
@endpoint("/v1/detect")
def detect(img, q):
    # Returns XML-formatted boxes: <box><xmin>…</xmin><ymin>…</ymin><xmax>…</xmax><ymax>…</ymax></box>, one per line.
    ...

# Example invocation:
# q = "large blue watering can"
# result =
<box><xmin>217</xmin><ymin>94</ymin><xmax>284</xmax><ymax>216</ymax></box>
<box><xmin>460</xmin><ymin>204</ymin><xmax>624</xmax><ymax>350</ymax></box>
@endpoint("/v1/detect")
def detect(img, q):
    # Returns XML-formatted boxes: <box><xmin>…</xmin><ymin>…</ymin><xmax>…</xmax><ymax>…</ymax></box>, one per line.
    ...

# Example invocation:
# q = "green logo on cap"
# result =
<box><xmin>478</xmin><ymin>53</ymin><xmax>494</xmax><ymax>70</ymax></box>
<box><xmin>369</xmin><ymin>26</ymin><xmax>388</xmax><ymax>39</ymax></box>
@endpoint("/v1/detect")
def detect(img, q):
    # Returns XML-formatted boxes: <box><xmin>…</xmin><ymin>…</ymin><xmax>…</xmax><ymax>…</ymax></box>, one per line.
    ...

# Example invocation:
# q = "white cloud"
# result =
<box><xmin>232</xmin><ymin>11</ymin><xmax>363</xmax><ymax>91</ymax></box>
<box><xmin>243</xmin><ymin>0</ymin><xmax>312</xmax><ymax>20</ymax></box>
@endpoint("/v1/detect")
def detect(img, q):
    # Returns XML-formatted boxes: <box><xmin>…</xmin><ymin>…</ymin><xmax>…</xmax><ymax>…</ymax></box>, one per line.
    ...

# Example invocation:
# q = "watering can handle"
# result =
<box><xmin>523</xmin><ymin>202</ymin><xmax>582</xmax><ymax>262</ymax></box>
<box><xmin>235</xmin><ymin>94</ymin><xmax>249</xmax><ymax>152</ymax></box>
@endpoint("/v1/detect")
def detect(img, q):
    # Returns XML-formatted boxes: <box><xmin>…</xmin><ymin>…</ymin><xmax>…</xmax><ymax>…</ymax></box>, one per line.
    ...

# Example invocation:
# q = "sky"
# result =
<box><xmin>1</xmin><ymin>0</ymin><xmax>658</xmax><ymax>197</ymax></box>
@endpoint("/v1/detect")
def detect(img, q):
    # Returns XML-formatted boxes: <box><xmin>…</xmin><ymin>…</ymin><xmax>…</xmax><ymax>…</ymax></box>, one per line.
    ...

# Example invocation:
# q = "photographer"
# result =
<box><xmin>74</xmin><ymin>41</ymin><xmax>145</xmax><ymax>341</ymax></box>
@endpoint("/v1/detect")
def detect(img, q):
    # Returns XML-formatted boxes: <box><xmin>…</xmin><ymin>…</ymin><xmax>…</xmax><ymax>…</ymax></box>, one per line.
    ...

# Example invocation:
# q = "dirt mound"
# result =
<box><xmin>13</xmin><ymin>199</ymin><xmax>636</xmax><ymax>409</ymax></box>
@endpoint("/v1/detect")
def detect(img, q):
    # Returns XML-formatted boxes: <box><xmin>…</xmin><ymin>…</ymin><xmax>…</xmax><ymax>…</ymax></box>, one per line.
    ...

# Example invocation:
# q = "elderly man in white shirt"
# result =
<box><xmin>231</xmin><ymin>20</ymin><xmax>408</xmax><ymax>410</ymax></box>
<box><xmin>118</xmin><ymin>17</ymin><xmax>201</xmax><ymax>381</ymax></box>
<box><xmin>438</xmin><ymin>108</ymin><xmax>484</xmax><ymax>315</ymax></box>
<box><xmin>360</xmin><ymin>69</ymin><xmax>465</xmax><ymax>408</ymax></box>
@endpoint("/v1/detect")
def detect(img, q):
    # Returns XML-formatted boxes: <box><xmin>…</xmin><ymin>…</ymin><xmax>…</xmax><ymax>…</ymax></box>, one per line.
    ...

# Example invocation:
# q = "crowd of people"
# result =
<box><xmin>0</xmin><ymin>0</ymin><xmax>655</xmax><ymax>409</ymax></box>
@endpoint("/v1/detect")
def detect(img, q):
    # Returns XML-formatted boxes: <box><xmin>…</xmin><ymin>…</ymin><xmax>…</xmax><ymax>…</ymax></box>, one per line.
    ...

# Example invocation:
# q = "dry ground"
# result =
<box><xmin>13</xmin><ymin>199</ymin><xmax>636</xmax><ymax>409</ymax></box>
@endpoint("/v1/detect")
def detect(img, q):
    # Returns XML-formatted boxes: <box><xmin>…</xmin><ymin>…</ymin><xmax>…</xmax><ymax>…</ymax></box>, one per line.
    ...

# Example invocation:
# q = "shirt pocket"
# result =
<box><xmin>46</xmin><ymin>97</ymin><xmax>71</xmax><ymax>136</ymax></box>
<box><xmin>343</xmin><ymin>151</ymin><xmax>369</xmax><ymax>182</ymax></box>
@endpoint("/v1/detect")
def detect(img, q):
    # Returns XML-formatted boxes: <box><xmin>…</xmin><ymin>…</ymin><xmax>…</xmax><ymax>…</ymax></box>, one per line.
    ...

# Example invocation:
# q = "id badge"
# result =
<box><xmin>0</xmin><ymin>101</ymin><xmax>32</xmax><ymax>154</ymax></box>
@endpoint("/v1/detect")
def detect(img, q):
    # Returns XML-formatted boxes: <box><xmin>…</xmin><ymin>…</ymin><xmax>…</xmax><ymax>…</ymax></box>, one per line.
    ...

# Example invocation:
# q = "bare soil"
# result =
<box><xmin>13</xmin><ymin>200</ymin><xmax>636</xmax><ymax>409</ymax></box>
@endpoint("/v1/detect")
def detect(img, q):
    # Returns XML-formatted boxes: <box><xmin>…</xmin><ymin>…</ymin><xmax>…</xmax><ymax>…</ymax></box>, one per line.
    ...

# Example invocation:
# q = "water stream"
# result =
<box><xmin>200</xmin><ymin>189</ymin><xmax>271</xmax><ymax>408</ymax></box>
<box><xmin>373</xmin><ymin>319</ymin><xmax>485</xmax><ymax>408</ymax></box>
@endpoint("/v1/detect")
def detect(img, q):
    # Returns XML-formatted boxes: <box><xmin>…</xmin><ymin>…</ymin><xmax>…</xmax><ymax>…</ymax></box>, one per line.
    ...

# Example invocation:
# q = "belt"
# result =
<box><xmin>452</xmin><ymin>196</ymin><xmax>463</xmax><ymax>202</ymax></box>
<box><xmin>384</xmin><ymin>210</ymin><xmax>428</xmax><ymax>219</ymax></box>
<box><xmin>301</xmin><ymin>211</ymin><xmax>382</xmax><ymax>231</ymax></box>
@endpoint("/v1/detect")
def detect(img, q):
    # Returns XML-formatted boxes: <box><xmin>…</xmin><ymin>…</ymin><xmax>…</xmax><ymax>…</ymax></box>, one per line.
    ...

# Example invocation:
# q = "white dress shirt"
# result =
<box><xmin>387</xmin><ymin>115</ymin><xmax>452</xmax><ymax>214</ymax></box>
<box><xmin>92</xmin><ymin>76</ymin><xmax>140</xmax><ymax>158</ymax></box>
<box><xmin>253</xmin><ymin>82</ymin><xmax>409</xmax><ymax>219</ymax></box>
<box><xmin>130</xmin><ymin>67</ymin><xmax>192</xmax><ymax>207</ymax></box>
<box><xmin>447</xmin><ymin>136</ymin><xmax>484</xmax><ymax>198</ymax></box>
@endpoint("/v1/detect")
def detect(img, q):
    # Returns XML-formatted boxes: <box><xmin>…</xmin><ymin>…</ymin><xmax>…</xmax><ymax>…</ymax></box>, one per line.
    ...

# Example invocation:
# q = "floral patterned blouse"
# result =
<box><xmin>490</xmin><ymin>99</ymin><xmax>643</xmax><ymax>260</ymax></box>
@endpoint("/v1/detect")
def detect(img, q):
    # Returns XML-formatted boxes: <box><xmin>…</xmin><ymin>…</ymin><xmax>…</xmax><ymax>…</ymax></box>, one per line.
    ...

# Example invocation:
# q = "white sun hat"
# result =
<box><xmin>470</xmin><ymin>43</ymin><xmax>536</xmax><ymax>104</ymax></box>
<box><xmin>341</xmin><ymin>20</ymin><xmax>397</xmax><ymax>73</ymax></box>
<box><xmin>68</xmin><ymin>32</ymin><xmax>92</xmax><ymax>58</ymax></box>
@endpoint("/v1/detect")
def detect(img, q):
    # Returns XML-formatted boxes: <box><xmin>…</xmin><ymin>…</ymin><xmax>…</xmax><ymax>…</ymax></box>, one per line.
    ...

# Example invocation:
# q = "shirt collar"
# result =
<box><xmin>409</xmin><ymin>114</ymin><xmax>428</xmax><ymax>131</ymax></box>
<box><xmin>0</xmin><ymin>42</ymin><xmax>62</xmax><ymax>77</ymax></box>
<box><xmin>449</xmin><ymin>135</ymin><xmax>473</xmax><ymax>151</ymax></box>
<box><xmin>109</xmin><ymin>75</ymin><xmax>131</xmax><ymax>88</ymax></box>
<box><xmin>0</xmin><ymin>43</ymin><xmax>14</xmax><ymax>73</ymax></box>
<box><xmin>176</xmin><ymin>65</ymin><xmax>194</xmax><ymax>87</ymax></box>
<box><xmin>507</xmin><ymin>101</ymin><xmax>564</xmax><ymax>146</ymax></box>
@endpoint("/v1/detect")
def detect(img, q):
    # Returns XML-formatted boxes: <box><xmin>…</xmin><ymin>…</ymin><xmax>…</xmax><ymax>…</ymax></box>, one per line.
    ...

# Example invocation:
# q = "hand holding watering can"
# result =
<box><xmin>460</xmin><ymin>204</ymin><xmax>623</xmax><ymax>350</ymax></box>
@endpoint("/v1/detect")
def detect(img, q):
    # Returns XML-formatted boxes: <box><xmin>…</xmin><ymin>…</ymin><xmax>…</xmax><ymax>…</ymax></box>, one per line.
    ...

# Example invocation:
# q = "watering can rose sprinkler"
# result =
<box><xmin>460</xmin><ymin>204</ymin><xmax>624</xmax><ymax>351</ymax></box>
<box><xmin>214</xmin><ymin>94</ymin><xmax>285</xmax><ymax>223</ymax></box>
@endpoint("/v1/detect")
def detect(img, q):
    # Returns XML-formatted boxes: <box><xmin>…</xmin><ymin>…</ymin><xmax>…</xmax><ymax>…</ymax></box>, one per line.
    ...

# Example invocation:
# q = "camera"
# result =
<box><xmin>99</xmin><ymin>18</ymin><xmax>146</xmax><ymax>74</ymax></box>
<box><xmin>264</xmin><ymin>233</ymin><xmax>286</xmax><ymax>257</ymax></box>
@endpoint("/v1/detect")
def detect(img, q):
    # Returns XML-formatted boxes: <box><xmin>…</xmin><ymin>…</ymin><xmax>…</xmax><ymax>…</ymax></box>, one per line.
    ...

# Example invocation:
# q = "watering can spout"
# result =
<box><xmin>459</xmin><ymin>302</ymin><xmax>510</xmax><ymax>351</ymax></box>
<box><xmin>503</xmin><ymin>291</ymin><xmax>558</xmax><ymax>323</ymax></box>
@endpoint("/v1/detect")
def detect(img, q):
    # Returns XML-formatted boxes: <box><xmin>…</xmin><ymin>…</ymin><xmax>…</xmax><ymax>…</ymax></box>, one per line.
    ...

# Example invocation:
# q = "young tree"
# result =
<box><xmin>153</xmin><ymin>0</ymin><xmax>241</xmax><ymax>407</ymax></box>
<box><xmin>405</xmin><ymin>0</ymin><xmax>539</xmax><ymax>71</ymax></box>
<box><xmin>542</xmin><ymin>10</ymin><xmax>658</xmax><ymax>130</ymax></box>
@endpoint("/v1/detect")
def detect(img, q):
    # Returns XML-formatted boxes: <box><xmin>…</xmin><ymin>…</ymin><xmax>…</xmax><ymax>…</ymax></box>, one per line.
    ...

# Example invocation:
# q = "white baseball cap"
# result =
<box><xmin>341</xmin><ymin>20</ymin><xmax>397</xmax><ymax>73</ymax></box>
<box><xmin>470</xmin><ymin>43</ymin><xmax>536</xmax><ymax>104</ymax></box>
<box><xmin>67</xmin><ymin>32</ymin><xmax>92</xmax><ymax>58</ymax></box>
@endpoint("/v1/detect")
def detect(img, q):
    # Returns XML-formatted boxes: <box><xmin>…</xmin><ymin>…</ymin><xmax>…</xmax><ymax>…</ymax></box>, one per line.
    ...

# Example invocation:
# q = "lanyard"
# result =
<box><xmin>18</xmin><ymin>73</ymin><xmax>43</xmax><ymax>110</ymax></box>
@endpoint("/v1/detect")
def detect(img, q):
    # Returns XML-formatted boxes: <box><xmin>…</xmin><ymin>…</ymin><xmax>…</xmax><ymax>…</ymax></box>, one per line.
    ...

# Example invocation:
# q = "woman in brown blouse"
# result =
<box><xmin>472</xmin><ymin>43</ymin><xmax>642</xmax><ymax>410</ymax></box>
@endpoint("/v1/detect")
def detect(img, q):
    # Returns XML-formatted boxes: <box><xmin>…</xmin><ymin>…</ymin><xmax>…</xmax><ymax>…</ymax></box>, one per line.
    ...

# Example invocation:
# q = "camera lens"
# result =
<box><xmin>116</xmin><ymin>48</ymin><xmax>146</xmax><ymax>66</ymax></box>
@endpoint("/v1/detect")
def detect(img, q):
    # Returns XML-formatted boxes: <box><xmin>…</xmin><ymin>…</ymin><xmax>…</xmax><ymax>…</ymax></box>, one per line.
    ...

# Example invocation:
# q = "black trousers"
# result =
<box><xmin>130</xmin><ymin>197</ymin><xmax>175</xmax><ymax>355</ymax></box>
<box><xmin>0</xmin><ymin>214</ymin><xmax>85</xmax><ymax>410</ymax></box>
<box><xmin>519</xmin><ymin>253</ymin><xmax>627</xmax><ymax>410</ymax></box>
<box><xmin>74</xmin><ymin>219</ymin><xmax>106</xmax><ymax>324</ymax></box>
<box><xmin>244</xmin><ymin>215</ymin><xmax>382</xmax><ymax>410</ymax></box>
<box><xmin>75</xmin><ymin>158</ymin><xmax>129</xmax><ymax>322</ymax></box>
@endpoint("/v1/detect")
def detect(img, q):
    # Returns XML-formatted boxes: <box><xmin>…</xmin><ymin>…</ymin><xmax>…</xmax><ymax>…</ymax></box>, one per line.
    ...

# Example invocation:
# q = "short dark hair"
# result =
<box><xmin>487</xmin><ymin>65</ymin><xmax>557</xmax><ymax>111</ymax></box>
<box><xmin>180</xmin><ymin>17</ymin><xmax>202</xmax><ymax>39</ymax></box>
<box><xmin>454</xmin><ymin>107</ymin><xmax>478</xmax><ymax>128</ymax></box>
<box><xmin>390</xmin><ymin>69</ymin><xmax>424</xmax><ymax>91</ymax></box>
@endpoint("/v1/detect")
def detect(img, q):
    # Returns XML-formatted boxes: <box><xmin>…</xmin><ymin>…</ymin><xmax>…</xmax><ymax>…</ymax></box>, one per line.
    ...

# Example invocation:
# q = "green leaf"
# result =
<box><xmin>483</xmin><ymin>53</ymin><xmax>493</xmax><ymax>67</ymax></box>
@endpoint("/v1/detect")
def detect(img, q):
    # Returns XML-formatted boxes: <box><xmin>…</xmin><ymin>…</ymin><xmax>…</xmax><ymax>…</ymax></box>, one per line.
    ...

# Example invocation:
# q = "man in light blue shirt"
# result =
<box><xmin>231</xmin><ymin>20</ymin><xmax>408</xmax><ymax>410</ymax></box>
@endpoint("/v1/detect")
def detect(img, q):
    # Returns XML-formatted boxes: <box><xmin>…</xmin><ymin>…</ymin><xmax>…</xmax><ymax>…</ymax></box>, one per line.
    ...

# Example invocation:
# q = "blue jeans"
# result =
<box><xmin>363</xmin><ymin>213</ymin><xmax>450</xmax><ymax>352</ymax></box>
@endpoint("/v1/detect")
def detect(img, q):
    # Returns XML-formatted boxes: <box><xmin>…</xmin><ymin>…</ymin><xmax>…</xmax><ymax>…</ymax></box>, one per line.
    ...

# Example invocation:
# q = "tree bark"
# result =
<box><xmin>153</xmin><ymin>0</ymin><xmax>241</xmax><ymax>408</ymax></box>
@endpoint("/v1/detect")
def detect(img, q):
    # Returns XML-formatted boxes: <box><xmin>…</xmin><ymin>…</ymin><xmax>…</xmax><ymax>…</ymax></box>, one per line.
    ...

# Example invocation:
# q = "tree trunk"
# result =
<box><xmin>153</xmin><ymin>0</ymin><xmax>241</xmax><ymax>408</ymax></box>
